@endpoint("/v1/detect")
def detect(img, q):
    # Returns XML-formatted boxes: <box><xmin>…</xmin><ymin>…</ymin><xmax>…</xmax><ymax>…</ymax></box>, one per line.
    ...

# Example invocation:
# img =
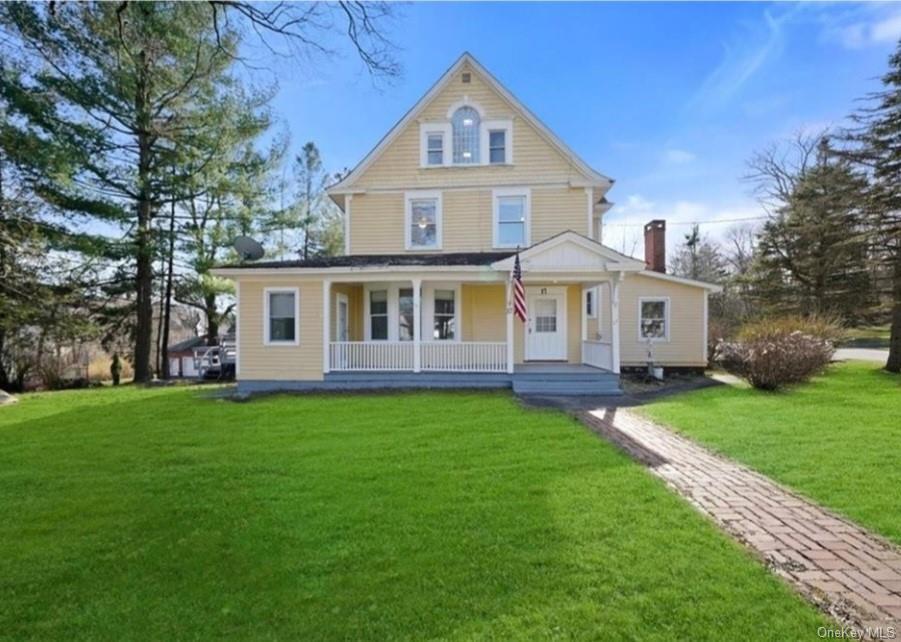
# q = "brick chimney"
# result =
<box><xmin>644</xmin><ymin>220</ymin><xmax>666</xmax><ymax>273</ymax></box>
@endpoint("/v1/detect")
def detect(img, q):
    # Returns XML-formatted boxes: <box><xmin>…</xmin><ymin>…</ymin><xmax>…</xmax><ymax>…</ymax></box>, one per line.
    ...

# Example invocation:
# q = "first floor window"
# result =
<box><xmin>398</xmin><ymin>288</ymin><xmax>414</xmax><ymax>341</ymax></box>
<box><xmin>408</xmin><ymin>197</ymin><xmax>439</xmax><ymax>249</ymax></box>
<box><xmin>640</xmin><ymin>299</ymin><xmax>668</xmax><ymax>340</ymax></box>
<box><xmin>433</xmin><ymin>289</ymin><xmax>455</xmax><ymax>340</ymax></box>
<box><xmin>426</xmin><ymin>133</ymin><xmax>444</xmax><ymax>165</ymax></box>
<box><xmin>370</xmin><ymin>290</ymin><xmax>388</xmax><ymax>340</ymax></box>
<box><xmin>496</xmin><ymin>194</ymin><xmax>527</xmax><ymax>247</ymax></box>
<box><xmin>266</xmin><ymin>290</ymin><xmax>297</xmax><ymax>343</ymax></box>
<box><xmin>489</xmin><ymin>130</ymin><xmax>506</xmax><ymax>164</ymax></box>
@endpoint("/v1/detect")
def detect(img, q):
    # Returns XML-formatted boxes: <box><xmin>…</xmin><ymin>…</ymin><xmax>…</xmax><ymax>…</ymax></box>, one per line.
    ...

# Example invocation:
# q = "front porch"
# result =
<box><xmin>322</xmin><ymin>276</ymin><xmax>623</xmax><ymax>377</ymax></box>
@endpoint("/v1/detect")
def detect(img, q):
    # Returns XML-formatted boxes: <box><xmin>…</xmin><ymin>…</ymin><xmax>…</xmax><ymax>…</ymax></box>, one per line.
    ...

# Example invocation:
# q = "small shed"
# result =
<box><xmin>167</xmin><ymin>337</ymin><xmax>205</xmax><ymax>378</ymax></box>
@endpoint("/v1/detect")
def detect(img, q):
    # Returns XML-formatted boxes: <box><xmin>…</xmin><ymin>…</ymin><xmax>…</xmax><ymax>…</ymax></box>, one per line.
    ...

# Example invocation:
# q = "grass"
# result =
<box><xmin>642</xmin><ymin>361</ymin><xmax>901</xmax><ymax>546</ymax></box>
<box><xmin>0</xmin><ymin>386</ymin><xmax>827</xmax><ymax>640</ymax></box>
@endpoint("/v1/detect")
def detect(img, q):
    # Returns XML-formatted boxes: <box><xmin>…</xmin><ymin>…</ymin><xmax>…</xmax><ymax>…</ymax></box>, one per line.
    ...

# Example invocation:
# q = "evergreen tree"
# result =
<box><xmin>843</xmin><ymin>41</ymin><xmax>901</xmax><ymax>372</ymax></box>
<box><xmin>748</xmin><ymin>140</ymin><xmax>873</xmax><ymax>322</ymax></box>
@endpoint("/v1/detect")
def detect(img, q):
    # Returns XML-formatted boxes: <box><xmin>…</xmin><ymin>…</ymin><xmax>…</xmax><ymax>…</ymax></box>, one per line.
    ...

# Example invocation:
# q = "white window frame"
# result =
<box><xmin>638</xmin><ymin>296</ymin><xmax>671</xmax><ymax>343</ymax></box>
<box><xmin>419</xmin><ymin>123</ymin><xmax>451</xmax><ymax>167</ymax></box>
<box><xmin>481</xmin><ymin>119</ymin><xmax>513</xmax><ymax>165</ymax></box>
<box><xmin>422</xmin><ymin>283</ymin><xmax>462</xmax><ymax>342</ymax></box>
<box><xmin>405</xmin><ymin>190</ymin><xmax>442</xmax><ymax>251</ymax></box>
<box><xmin>584</xmin><ymin>287</ymin><xmax>598</xmax><ymax>319</ymax></box>
<box><xmin>492</xmin><ymin>187</ymin><xmax>531</xmax><ymax>249</ymax></box>
<box><xmin>365</xmin><ymin>286</ymin><xmax>391</xmax><ymax>341</ymax></box>
<box><xmin>263</xmin><ymin>287</ymin><xmax>300</xmax><ymax>346</ymax></box>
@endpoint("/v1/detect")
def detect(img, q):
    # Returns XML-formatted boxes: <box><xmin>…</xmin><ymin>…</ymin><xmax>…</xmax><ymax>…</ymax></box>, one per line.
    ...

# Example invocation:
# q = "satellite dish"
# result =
<box><xmin>233</xmin><ymin>236</ymin><xmax>264</xmax><ymax>261</ymax></box>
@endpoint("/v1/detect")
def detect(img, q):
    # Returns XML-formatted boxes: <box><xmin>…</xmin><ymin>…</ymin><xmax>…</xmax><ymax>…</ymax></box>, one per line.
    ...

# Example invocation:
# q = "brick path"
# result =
<box><xmin>581</xmin><ymin>408</ymin><xmax>901</xmax><ymax>635</ymax></box>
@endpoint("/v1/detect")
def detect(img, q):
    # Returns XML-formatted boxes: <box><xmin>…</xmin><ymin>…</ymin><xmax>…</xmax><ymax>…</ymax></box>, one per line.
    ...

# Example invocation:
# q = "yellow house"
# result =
<box><xmin>212</xmin><ymin>53</ymin><xmax>721</xmax><ymax>395</ymax></box>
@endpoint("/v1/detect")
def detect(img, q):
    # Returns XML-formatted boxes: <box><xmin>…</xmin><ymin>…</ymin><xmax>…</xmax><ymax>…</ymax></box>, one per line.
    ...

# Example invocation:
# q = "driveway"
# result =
<box><xmin>834</xmin><ymin>348</ymin><xmax>889</xmax><ymax>363</ymax></box>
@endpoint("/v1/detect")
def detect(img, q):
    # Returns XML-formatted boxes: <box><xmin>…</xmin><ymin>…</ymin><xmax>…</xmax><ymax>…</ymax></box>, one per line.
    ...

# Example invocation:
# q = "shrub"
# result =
<box><xmin>715</xmin><ymin>316</ymin><xmax>841</xmax><ymax>390</ymax></box>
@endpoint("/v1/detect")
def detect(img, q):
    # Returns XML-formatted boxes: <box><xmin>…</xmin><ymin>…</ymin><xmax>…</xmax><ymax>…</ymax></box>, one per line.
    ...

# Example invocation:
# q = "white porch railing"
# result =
<box><xmin>422</xmin><ymin>342</ymin><xmax>507</xmax><ymax>373</ymax></box>
<box><xmin>328</xmin><ymin>341</ymin><xmax>507</xmax><ymax>373</ymax></box>
<box><xmin>329</xmin><ymin>341</ymin><xmax>414</xmax><ymax>371</ymax></box>
<box><xmin>581</xmin><ymin>340</ymin><xmax>613</xmax><ymax>371</ymax></box>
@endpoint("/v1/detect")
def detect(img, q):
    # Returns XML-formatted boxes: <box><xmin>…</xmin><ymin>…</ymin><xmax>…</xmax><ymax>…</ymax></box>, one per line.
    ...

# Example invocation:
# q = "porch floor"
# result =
<box><xmin>317</xmin><ymin>363</ymin><xmax>621</xmax><ymax>397</ymax></box>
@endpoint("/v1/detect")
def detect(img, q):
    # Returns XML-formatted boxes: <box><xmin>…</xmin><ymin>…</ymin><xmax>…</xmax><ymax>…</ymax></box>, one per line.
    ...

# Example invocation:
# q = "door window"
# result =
<box><xmin>534</xmin><ymin>298</ymin><xmax>557</xmax><ymax>333</ymax></box>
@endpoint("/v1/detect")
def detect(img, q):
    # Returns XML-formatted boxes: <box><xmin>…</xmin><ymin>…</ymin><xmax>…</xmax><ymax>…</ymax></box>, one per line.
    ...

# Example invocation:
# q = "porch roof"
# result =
<box><xmin>219</xmin><ymin>251</ymin><xmax>515</xmax><ymax>271</ymax></box>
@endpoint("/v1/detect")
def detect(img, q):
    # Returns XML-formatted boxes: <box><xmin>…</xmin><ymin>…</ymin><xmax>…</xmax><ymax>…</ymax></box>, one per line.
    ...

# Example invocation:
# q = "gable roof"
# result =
<box><xmin>328</xmin><ymin>52</ymin><xmax>613</xmax><ymax>200</ymax></box>
<box><xmin>490</xmin><ymin>231</ymin><xmax>645</xmax><ymax>272</ymax></box>
<box><xmin>636</xmin><ymin>270</ymin><xmax>723</xmax><ymax>292</ymax></box>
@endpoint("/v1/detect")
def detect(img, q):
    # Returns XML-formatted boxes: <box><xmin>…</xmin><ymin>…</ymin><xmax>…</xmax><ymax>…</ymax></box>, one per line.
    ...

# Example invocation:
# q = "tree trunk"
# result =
<box><xmin>886</xmin><ymin>247</ymin><xmax>901</xmax><ymax>373</ymax></box>
<box><xmin>132</xmin><ymin>49</ymin><xmax>154</xmax><ymax>383</ymax></box>
<box><xmin>160</xmin><ymin>199</ymin><xmax>176</xmax><ymax>378</ymax></box>
<box><xmin>205</xmin><ymin>292</ymin><xmax>219</xmax><ymax>346</ymax></box>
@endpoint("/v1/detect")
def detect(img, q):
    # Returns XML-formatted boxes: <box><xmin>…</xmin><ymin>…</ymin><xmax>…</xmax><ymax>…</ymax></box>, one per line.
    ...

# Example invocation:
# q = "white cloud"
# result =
<box><xmin>689</xmin><ymin>6</ymin><xmax>801</xmax><ymax>113</ymax></box>
<box><xmin>820</xmin><ymin>7</ymin><xmax>901</xmax><ymax>50</ymax></box>
<box><xmin>663</xmin><ymin>149</ymin><xmax>696</xmax><ymax>164</ymax></box>
<box><xmin>602</xmin><ymin>195</ymin><xmax>765</xmax><ymax>259</ymax></box>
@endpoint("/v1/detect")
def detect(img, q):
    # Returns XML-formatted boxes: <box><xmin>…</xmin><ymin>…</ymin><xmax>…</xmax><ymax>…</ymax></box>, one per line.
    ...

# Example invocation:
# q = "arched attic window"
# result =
<box><xmin>452</xmin><ymin>106</ymin><xmax>480</xmax><ymax>164</ymax></box>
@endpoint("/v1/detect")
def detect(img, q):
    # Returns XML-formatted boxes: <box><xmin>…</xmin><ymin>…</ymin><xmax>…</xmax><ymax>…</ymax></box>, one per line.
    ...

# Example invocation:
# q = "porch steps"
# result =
<box><xmin>512</xmin><ymin>370</ymin><xmax>622</xmax><ymax>396</ymax></box>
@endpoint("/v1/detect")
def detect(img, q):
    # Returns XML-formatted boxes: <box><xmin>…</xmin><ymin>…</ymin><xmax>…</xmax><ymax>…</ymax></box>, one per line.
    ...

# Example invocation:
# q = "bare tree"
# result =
<box><xmin>745</xmin><ymin>130</ymin><xmax>827</xmax><ymax>215</ymax></box>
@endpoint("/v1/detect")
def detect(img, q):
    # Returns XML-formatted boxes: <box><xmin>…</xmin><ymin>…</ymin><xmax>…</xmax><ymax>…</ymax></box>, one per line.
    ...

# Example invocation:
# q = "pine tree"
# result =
<box><xmin>843</xmin><ymin>41</ymin><xmax>901</xmax><ymax>372</ymax></box>
<box><xmin>748</xmin><ymin>141</ymin><xmax>873</xmax><ymax>322</ymax></box>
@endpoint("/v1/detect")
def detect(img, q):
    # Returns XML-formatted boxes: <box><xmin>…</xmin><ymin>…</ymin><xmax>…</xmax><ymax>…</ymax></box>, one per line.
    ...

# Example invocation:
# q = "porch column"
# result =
<box><xmin>505</xmin><ymin>276</ymin><xmax>514</xmax><ymax>374</ymax></box>
<box><xmin>322</xmin><ymin>280</ymin><xmax>331</xmax><ymax>374</ymax></box>
<box><xmin>611</xmin><ymin>273</ymin><xmax>622</xmax><ymax>374</ymax></box>
<box><xmin>413</xmin><ymin>278</ymin><xmax>422</xmax><ymax>373</ymax></box>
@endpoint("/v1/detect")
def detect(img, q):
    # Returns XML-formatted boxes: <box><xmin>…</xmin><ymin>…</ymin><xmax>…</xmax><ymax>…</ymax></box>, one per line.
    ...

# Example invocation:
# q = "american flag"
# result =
<box><xmin>512</xmin><ymin>253</ymin><xmax>527</xmax><ymax>323</ymax></box>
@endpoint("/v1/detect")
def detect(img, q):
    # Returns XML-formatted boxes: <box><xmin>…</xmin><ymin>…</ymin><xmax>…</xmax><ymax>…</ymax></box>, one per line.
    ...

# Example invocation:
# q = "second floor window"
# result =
<box><xmin>493</xmin><ymin>189</ymin><xmax>530</xmax><ymax>248</ymax></box>
<box><xmin>426</xmin><ymin>133</ymin><xmax>444</xmax><ymax>165</ymax></box>
<box><xmin>406</xmin><ymin>192</ymin><xmax>442</xmax><ymax>250</ymax></box>
<box><xmin>489</xmin><ymin>130</ymin><xmax>506</xmax><ymax>164</ymax></box>
<box><xmin>452</xmin><ymin>106</ymin><xmax>480</xmax><ymax>164</ymax></box>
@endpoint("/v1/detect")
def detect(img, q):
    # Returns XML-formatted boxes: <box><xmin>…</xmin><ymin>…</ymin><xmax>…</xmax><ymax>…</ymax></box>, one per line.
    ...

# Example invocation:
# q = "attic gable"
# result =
<box><xmin>328</xmin><ymin>53</ymin><xmax>612</xmax><ymax>200</ymax></box>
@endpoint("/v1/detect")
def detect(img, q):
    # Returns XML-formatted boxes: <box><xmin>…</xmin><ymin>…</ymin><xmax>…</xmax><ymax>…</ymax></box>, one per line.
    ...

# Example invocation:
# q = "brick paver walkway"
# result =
<box><xmin>581</xmin><ymin>408</ymin><xmax>901</xmax><ymax>635</ymax></box>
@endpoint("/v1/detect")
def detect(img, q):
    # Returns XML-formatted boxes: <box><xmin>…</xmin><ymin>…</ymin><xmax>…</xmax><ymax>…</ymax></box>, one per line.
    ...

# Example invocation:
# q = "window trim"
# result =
<box><xmin>365</xmin><ymin>286</ymin><xmax>391</xmax><ymax>341</ymax></box>
<box><xmin>263</xmin><ymin>287</ymin><xmax>300</xmax><ymax>346</ymax></box>
<box><xmin>638</xmin><ymin>296</ymin><xmax>671</xmax><ymax>343</ymax></box>
<box><xmin>405</xmin><ymin>190</ymin><xmax>443</xmax><ymax>251</ymax></box>
<box><xmin>419</xmin><ymin>123</ymin><xmax>451</xmax><ymax>167</ymax></box>
<box><xmin>423</xmin><ymin>283</ymin><xmax>462</xmax><ymax>342</ymax></box>
<box><xmin>481</xmin><ymin>119</ymin><xmax>514</xmax><ymax>165</ymax></box>
<box><xmin>492</xmin><ymin>187</ymin><xmax>531</xmax><ymax>249</ymax></box>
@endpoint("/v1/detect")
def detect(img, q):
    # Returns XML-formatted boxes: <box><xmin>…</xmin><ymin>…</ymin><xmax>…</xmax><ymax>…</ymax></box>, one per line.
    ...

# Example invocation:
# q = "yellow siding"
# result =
<box><xmin>238</xmin><ymin>279</ymin><xmax>324</xmax><ymax>381</ymax></box>
<box><xmin>345</xmin><ymin>59</ymin><xmax>594</xmax><ymax>255</ymax></box>
<box><xmin>350</xmin><ymin>186</ymin><xmax>585</xmax><ymax>254</ymax></box>
<box><xmin>619</xmin><ymin>274</ymin><xmax>707</xmax><ymax>367</ymax></box>
<box><xmin>461</xmin><ymin>284</ymin><xmax>506</xmax><ymax>342</ymax></box>
<box><xmin>352</xmin><ymin>62</ymin><xmax>586</xmax><ymax>191</ymax></box>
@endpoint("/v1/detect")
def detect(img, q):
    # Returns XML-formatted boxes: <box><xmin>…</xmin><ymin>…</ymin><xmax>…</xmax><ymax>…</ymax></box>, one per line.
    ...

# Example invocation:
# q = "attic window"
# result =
<box><xmin>462</xmin><ymin>72</ymin><xmax>471</xmax><ymax>83</ymax></box>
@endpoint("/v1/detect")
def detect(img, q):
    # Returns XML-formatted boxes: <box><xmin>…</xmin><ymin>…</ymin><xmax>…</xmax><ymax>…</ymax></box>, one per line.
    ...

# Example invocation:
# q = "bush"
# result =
<box><xmin>715</xmin><ymin>316</ymin><xmax>841</xmax><ymax>390</ymax></box>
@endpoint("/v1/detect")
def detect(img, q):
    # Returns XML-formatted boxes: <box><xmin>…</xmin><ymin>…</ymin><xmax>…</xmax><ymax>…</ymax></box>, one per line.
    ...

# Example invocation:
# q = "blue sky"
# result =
<box><xmin>259</xmin><ymin>2</ymin><xmax>901</xmax><ymax>255</ymax></box>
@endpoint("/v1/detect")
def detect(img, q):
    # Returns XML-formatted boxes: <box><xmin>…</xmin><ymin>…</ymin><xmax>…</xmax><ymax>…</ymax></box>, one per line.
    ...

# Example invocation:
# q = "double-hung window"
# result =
<box><xmin>405</xmin><ymin>191</ymin><xmax>442</xmax><ymax>250</ymax></box>
<box><xmin>426</xmin><ymin>133</ymin><xmax>444</xmax><ymax>166</ymax></box>
<box><xmin>264</xmin><ymin>288</ymin><xmax>298</xmax><ymax>345</ymax></box>
<box><xmin>433</xmin><ymin>289</ymin><xmax>455</xmax><ymax>340</ymax></box>
<box><xmin>489</xmin><ymin>130</ymin><xmax>506</xmax><ymax>164</ymax></box>
<box><xmin>493</xmin><ymin>188</ymin><xmax>530</xmax><ymax>248</ymax></box>
<box><xmin>398</xmin><ymin>288</ymin><xmax>414</xmax><ymax>341</ymax></box>
<box><xmin>639</xmin><ymin>297</ymin><xmax>669</xmax><ymax>341</ymax></box>
<box><xmin>369</xmin><ymin>290</ymin><xmax>388</xmax><ymax>340</ymax></box>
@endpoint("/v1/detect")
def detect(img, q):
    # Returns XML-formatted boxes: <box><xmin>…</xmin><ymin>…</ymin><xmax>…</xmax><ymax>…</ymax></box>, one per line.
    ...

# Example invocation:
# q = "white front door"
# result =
<box><xmin>526</xmin><ymin>288</ymin><xmax>567</xmax><ymax>360</ymax></box>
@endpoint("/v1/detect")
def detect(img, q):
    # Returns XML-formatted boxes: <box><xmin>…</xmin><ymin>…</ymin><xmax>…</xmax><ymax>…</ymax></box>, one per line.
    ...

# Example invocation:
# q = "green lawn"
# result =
<box><xmin>0</xmin><ymin>386</ymin><xmax>826</xmax><ymax>640</ymax></box>
<box><xmin>643</xmin><ymin>362</ymin><xmax>901</xmax><ymax>546</ymax></box>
